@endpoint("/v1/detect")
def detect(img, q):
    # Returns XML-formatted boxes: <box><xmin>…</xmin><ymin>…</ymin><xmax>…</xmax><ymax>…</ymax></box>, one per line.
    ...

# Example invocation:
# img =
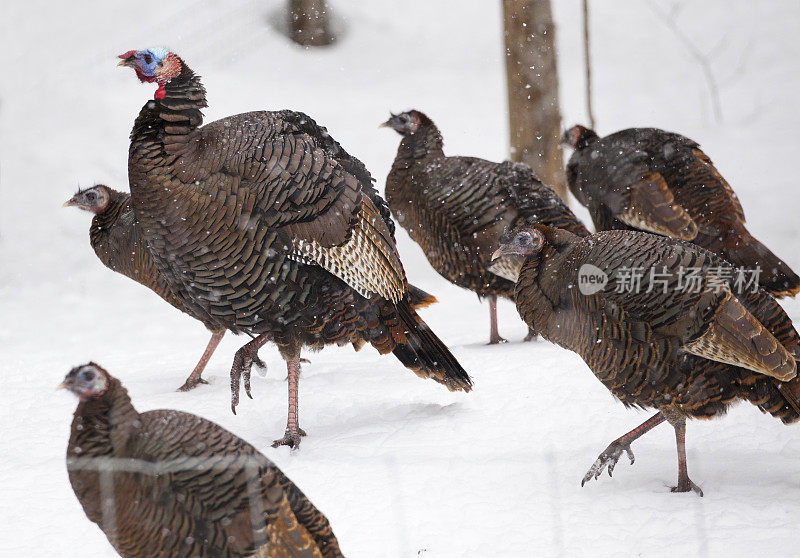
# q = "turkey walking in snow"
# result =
<box><xmin>64</xmin><ymin>185</ymin><xmax>235</xmax><ymax>391</ymax></box>
<box><xmin>382</xmin><ymin>110</ymin><xmax>588</xmax><ymax>344</ymax></box>
<box><xmin>563</xmin><ymin>125</ymin><xmax>800</xmax><ymax>298</ymax></box>
<box><xmin>494</xmin><ymin>226</ymin><xmax>800</xmax><ymax>495</ymax></box>
<box><xmin>62</xmin><ymin>362</ymin><xmax>343</xmax><ymax>557</ymax></box>
<box><xmin>117</xmin><ymin>49</ymin><xmax>471</xmax><ymax>448</ymax></box>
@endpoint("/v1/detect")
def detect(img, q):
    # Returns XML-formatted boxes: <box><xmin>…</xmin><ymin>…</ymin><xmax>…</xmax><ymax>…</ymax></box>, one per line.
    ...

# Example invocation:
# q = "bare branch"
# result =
<box><xmin>647</xmin><ymin>1</ymin><xmax>723</xmax><ymax>123</ymax></box>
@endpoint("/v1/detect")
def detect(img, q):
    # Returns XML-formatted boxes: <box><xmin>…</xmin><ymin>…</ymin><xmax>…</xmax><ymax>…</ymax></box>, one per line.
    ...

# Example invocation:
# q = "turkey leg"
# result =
<box><xmin>582</xmin><ymin>412</ymin><xmax>666</xmax><ymax>486</ymax></box>
<box><xmin>178</xmin><ymin>329</ymin><xmax>226</xmax><ymax>392</ymax></box>
<box><xmin>669</xmin><ymin>418</ymin><xmax>703</xmax><ymax>496</ymax></box>
<box><xmin>230</xmin><ymin>334</ymin><xmax>270</xmax><ymax>413</ymax></box>
<box><xmin>488</xmin><ymin>295</ymin><xmax>507</xmax><ymax>344</ymax></box>
<box><xmin>272</xmin><ymin>354</ymin><xmax>307</xmax><ymax>449</ymax></box>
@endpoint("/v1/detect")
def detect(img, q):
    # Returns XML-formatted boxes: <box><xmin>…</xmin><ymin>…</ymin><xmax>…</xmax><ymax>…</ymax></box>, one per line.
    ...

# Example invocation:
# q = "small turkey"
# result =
<box><xmin>64</xmin><ymin>185</ymin><xmax>231</xmax><ymax>391</ymax></box>
<box><xmin>382</xmin><ymin>110</ymin><xmax>589</xmax><ymax>343</ymax></box>
<box><xmin>563</xmin><ymin>125</ymin><xmax>800</xmax><ymax>298</ymax></box>
<box><xmin>62</xmin><ymin>362</ymin><xmax>343</xmax><ymax>557</ymax></box>
<box><xmin>118</xmin><ymin>49</ymin><xmax>470</xmax><ymax>448</ymax></box>
<box><xmin>494</xmin><ymin>225</ymin><xmax>800</xmax><ymax>494</ymax></box>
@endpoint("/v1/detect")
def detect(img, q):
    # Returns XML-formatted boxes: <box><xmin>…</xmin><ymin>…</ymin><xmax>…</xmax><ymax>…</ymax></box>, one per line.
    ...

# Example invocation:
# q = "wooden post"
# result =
<box><xmin>502</xmin><ymin>0</ymin><xmax>567</xmax><ymax>199</ymax></box>
<box><xmin>288</xmin><ymin>0</ymin><xmax>334</xmax><ymax>47</ymax></box>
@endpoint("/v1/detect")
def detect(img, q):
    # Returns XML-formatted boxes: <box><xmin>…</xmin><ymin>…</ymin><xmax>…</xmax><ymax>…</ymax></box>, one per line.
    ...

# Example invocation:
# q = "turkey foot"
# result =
<box><xmin>273</xmin><ymin>353</ymin><xmax>304</xmax><ymax>448</ymax></box>
<box><xmin>670</xmin><ymin>418</ymin><xmax>703</xmax><ymax>496</ymax></box>
<box><xmin>581</xmin><ymin>412</ymin><xmax>667</xmax><ymax>487</ymax></box>
<box><xmin>230</xmin><ymin>334</ymin><xmax>270</xmax><ymax>414</ymax></box>
<box><xmin>177</xmin><ymin>330</ymin><xmax>225</xmax><ymax>392</ymax></box>
<box><xmin>523</xmin><ymin>328</ymin><xmax>538</xmax><ymax>342</ymax></box>
<box><xmin>671</xmin><ymin>478</ymin><xmax>703</xmax><ymax>496</ymax></box>
<box><xmin>272</xmin><ymin>427</ymin><xmax>307</xmax><ymax>449</ymax></box>
<box><xmin>177</xmin><ymin>377</ymin><xmax>209</xmax><ymax>392</ymax></box>
<box><xmin>581</xmin><ymin>441</ymin><xmax>635</xmax><ymax>486</ymax></box>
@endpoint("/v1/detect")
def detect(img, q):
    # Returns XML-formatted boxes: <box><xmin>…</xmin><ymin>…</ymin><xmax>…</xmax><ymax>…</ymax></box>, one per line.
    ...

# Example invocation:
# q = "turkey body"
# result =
<box><xmin>65</xmin><ymin>364</ymin><xmax>343</xmax><ymax>558</ymax></box>
<box><xmin>83</xmin><ymin>187</ymin><xmax>226</xmax><ymax>390</ymax></box>
<box><xmin>565</xmin><ymin>126</ymin><xmax>800</xmax><ymax>298</ymax></box>
<box><xmin>384</xmin><ymin>110</ymin><xmax>588</xmax><ymax>343</ymax></box>
<box><xmin>122</xmin><ymin>54</ymin><xmax>470</xmax><ymax>446</ymax></box>
<box><xmin>504</xmin><ymin>226</ymin><xmax>800</xmax><ymax>493</ymax></box>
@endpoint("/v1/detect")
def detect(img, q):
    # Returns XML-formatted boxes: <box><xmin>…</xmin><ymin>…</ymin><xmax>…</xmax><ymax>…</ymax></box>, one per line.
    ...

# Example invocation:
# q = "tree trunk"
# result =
<box><xmin>502</xmin><ymin>0</ymin><xmax>567</xmax><ymax>199</ymax></box>
<box><xmin>288</xmin><ymin>0</ymin><xmax>334</xmax><ymax>47</ymax></box>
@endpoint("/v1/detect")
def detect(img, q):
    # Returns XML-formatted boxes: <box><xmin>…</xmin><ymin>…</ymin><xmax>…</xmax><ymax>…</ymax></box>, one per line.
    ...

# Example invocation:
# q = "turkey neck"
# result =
<box><xmin>90</xmin><ymin>191</ymin><xmax>131</xmax><ymax>246</ymax></box>
<box><xmin>387</xmin><ymin>121</ymin><xmax>444</xmax><ymax>190</ymax></box>
<box><xmin>129</xmin><ymin>66</ymin><xmax>207</xmax><ymax>151</ymax></box>
<box><xmin>67</xmin><ymin>381</ymin><xmax>140</xmax><ymax>524</ymax></box>
<box><xmin>514</xmin><ymin>227</ymin><xmax>581</xmax><ymax>329</ymax></box>
<box><xmin>128</xmin><ymin>65</ymin><xmax>207</xmax><ymax>206</ymax></box>
<box><xmin>68</xmin><ymin>379</ymin><xmax>140</xmax><ymax>460</ymax></box>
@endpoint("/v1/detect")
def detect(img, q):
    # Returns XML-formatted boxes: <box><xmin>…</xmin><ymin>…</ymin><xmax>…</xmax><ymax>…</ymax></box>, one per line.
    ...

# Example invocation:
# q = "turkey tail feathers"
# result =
<box><xmin>407</xmin><ymin>284</ymin><xmax>438</xmax><ymax>309</ymax></box>
<box><xmin>724</xmin><ymin>232</ymin><xmax>800</xmax><ymax>298</ymax></box>
<box><xmin>392</xmin><ymin>299</ymin><xmax>472</xmax><ymax>392</ymax></box>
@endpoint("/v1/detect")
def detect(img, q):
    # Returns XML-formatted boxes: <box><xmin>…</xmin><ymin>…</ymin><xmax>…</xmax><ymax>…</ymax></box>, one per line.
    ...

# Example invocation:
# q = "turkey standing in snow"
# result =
<box><xmin>563</xmin><ymin>125</ymin><xmax>800</xmax><ymax>298</ymax></box>
<box><xmin>117</xmin><ymin>48</ymin><xmax>470</xmax><ymax>448</ymax></box>
<box><xmin>62</xmin><ymin>362</ymin><xmax>343</xmax><ymax>557</ymax></box>
<box><xmin>64</xmin><ymin>185</ymin><xmax>234</xmax><ymax>391</ymax></box>
<box><xmin>494</xmin><ymin>225</ymin><xmax>800</xmax><ymax>495</ymax></box>
<box><xmin>382</xmin><ymin>110</ymin><xmax>588</xmax><ymax>344</ymax></box>
<box><xmin>64</xmin><ymin>185</ymin><xmax>436</xmax><ymax>392</ymax></box>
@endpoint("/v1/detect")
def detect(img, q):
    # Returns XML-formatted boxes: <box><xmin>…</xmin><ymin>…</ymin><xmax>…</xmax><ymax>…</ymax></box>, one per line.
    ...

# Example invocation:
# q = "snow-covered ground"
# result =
<box><xmin>1</xmin><ymin>1</ymin><xmax>799</xmax><ymax>556</ymax></box>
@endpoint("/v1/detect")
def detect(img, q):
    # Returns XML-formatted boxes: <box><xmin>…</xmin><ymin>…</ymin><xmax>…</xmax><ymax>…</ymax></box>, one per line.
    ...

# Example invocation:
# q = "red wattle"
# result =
<box><xmin>154</xmin><ymin>85</ymin><xmax>166</xmax><ymax>100</ymax></box>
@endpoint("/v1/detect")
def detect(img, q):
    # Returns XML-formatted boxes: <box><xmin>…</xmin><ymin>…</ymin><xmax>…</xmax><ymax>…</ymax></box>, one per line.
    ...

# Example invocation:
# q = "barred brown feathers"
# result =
<box><xmin>564</xmin><ymin>125</ymin><xmax>800</xmax><ymax>298</ymax></box>
<box><xmin>122</xmin><ymin>52</ymin><xmax>470</xmax><ymax>447</ymax></box>
<box><xmin>63</xmin><ymin>363</ymin><xmax>343</xmax><ymax>558</ymax></box>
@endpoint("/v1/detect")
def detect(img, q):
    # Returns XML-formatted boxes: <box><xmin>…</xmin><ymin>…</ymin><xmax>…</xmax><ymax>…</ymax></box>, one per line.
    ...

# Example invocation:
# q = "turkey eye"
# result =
<box><xmin>144</xmin><ymin>54</ymin><xmax>152</xmax><ymax>64</ymax></box>
<box><xmin>82</xmin><ymin>371</ymin><xmax>95</xmax><ymax>381</ymax></box>
<box><xmin>86</xmin><ymin>193</ymin><xmax>96</xmax><ymax>201</ymax></box>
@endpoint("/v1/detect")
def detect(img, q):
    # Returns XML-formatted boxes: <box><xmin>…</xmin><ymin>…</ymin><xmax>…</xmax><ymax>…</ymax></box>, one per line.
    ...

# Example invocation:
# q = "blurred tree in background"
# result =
<box><xmin>502</xmin><ymin>0</ymin><xmax>567</xmax><ymax>199</ymax></box>
<box><xmin>288</xmin><ymin>0</ymin><xmax>334</xmax><ymax>46</ymax></box>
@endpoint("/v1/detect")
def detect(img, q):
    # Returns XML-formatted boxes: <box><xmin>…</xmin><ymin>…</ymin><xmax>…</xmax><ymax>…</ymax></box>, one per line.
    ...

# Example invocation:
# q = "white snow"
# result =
<box><xmin>1</xmin><ymin>1</ymin><xmax>799</xmax><ymax>556</ymax></box>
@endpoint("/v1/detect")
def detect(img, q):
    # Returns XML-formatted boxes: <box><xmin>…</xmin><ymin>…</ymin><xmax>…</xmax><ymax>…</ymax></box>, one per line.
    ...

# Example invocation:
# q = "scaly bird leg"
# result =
<box><xmin>272</xmin><ymin>355</ymin><xmax>307</xmax><ymax>449</ymax></box>
<box><xmin>582</xmin><ymin>412</ymin><xmax>666</xmax><ymax>487</ymax></box>
<box><xmin>523</xmin><ymin>327</ymin><xmax>538</xmax><ymax>342</ymax></box>
<box><xmin>487</xmin><ymin>295</ymin><xmax>507</xmax><ymax>344</ymax></box>
<box><xmin>670</xmin><ymin>419</ymin><xmax>703</xmax><ymax>496</ymax></box>
<box><xmin>230</xmin><ymin>334</ymin><xmax>271</xmax><ymax>414</ymax></box>
<box><xmin>177</xmin><ymin>330</ymin><xmax>225</xmax><ymax>392</ymax></box>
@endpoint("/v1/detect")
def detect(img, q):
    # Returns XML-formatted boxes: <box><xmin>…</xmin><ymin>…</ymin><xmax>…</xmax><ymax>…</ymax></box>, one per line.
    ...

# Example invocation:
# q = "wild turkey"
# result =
<box><xmin>494</xmin><ymin>225</ymin><xmax>800</xmax><ymax>495</ymax></box>
<box><xmin>563</xmin><ymin>125</ymin><xmax>800</xmax><ymax>298</ymax></box>
<box><xmin>64</xmin><ymin>185</ymin><xmax>230</xmax><ymax>391</ymax></box>
<box><xmin>382</xmin><ymin>110</ymin><xmax>589</xmax><ymax>343</ymax></box>
<box><xmin>64</xmin><ymin>185</ymin><xmax>436</xmax><ymax>392</ymax></box>
<box><xmin>62</xmin><ymin>362</ymin><xmax>343</xmax><ymax>557</ymax></box>
<box><xmin>117</xmin><ymin>48</ymin><xmax>471</xmax><ymax>448</ymax></box>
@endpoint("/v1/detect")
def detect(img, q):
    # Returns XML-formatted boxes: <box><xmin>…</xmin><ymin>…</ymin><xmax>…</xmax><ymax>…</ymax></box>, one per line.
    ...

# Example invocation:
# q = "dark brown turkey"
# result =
<box><xmin>64</xmin><ymin>185</ymin><xmax>230</xmax><ymax>391</ymax></box>
<box><xmin>564</xmin><ymin>125</ymin><xmax>800</xmax><ymax>298</ymax></box>
<box><xmin>118</xmin><ymin>49</ymin><xmax>470</xmax><ymax>448</ymax></box>
<box><xmin>382</xmin><ymin>110</ymin><xmax>589</xmax><ymax>344</ymax></box>
<box><xmin>63</xmin><ymin>362</ymin><xmax>343</xmax><ymax>557</ymax></box>
<box><xmin>494</xmin><ymin>225</ymin><xmax>800</xmax><ymax>495</ymax></box>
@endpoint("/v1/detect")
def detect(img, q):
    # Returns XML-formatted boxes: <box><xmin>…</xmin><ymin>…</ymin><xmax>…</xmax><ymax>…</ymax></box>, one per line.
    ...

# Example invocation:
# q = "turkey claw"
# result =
<box><xmin>177</xmin><ymin>377</ymin><xmax>209</xmax><ymax>392</ymax></box>
<box><xmin>581</xmin><ymin>441</ymin><xmax>635</xmax><ymax>487</ymax></box>
<box><xmin>271</xmin><ymin>428</ymin><xmax>307</xmax><ymax>449</ymax></box>
<box><xmin>671</xmin><ymin>479</ymin><xmax>703</xmax><ymax>497</ymax></box>
<box><xmin>230</xmin><ymin>345</ymin><xmax>266</xmax><ymax>414</ymax></box>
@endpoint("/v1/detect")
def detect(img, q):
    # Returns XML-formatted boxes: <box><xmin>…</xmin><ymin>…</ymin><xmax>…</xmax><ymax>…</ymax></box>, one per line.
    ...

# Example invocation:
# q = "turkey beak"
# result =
<box><xmin>491</xmin><ymin>247</ymin><xmax>507</xmax><ymax>261</ymax></box>
<box><xmin>117</xmin><ymin>56</ymin><xmax>135</xmax><ymax>68</ymax></box>
<box><xmin>62</xmin><ymin>196</ymin><xmax>78</xmax><ymax>208</ymax></box>
<box><xmin>378</xmin><ymin>119</ymin><xmax>391</xmax><ymax>129</ymax></box>
<box><xmin>57</xmin><ymin>381</ymin><xmax>68</xmax><ymax>390</ymax></box>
